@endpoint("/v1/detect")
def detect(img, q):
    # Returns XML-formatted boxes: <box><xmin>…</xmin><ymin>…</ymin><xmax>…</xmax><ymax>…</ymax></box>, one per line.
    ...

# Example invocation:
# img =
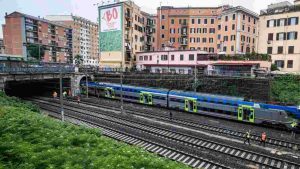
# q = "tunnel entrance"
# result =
<box><xmin>4</xmin><ymin>78</ymin><xmax>71</xmax><ymax>98</ymax></box>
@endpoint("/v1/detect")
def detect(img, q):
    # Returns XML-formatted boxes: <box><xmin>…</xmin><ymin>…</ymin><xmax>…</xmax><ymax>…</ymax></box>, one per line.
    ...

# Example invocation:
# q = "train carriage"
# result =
<box><xmin>83</xmin><ymin>82</ymin><xmax>299</xmax><ymax>129</ymax></box>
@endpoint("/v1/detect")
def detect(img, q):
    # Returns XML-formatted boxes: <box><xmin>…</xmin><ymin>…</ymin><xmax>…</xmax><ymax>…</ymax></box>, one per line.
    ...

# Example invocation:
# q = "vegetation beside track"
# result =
<box><xmin>0</xmin><ymin>92</ymin><xmax>190</xmax><ymax>169</ymax></box>
<box><xmin>271</xmin><ymin>74</ymin><xmax>300</xmax><ymax>105</ymax></box>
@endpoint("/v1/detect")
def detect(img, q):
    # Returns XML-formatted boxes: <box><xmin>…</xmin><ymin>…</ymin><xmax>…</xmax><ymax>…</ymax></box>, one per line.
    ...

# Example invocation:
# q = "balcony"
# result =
<box><xmin>181</xmin><ymin>22</ymin><xmax>188</xmax><ymax>28</ymax></box>
<box><xmin>125</xmin><ymin>12</ymin><xmax>131</xmax><ymax>20</ymax></box>
<box><xmin>180</xmin><ymin>39</ymin><xmax>188</xmax><ymax>46</ymax></box>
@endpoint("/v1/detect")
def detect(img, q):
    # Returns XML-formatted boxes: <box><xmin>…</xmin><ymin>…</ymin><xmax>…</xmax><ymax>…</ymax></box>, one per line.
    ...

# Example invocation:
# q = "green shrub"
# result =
<box><xmin>0</xmin><ymin>93</ymin><xmax>190</xmax><ymax>169</ymax></box>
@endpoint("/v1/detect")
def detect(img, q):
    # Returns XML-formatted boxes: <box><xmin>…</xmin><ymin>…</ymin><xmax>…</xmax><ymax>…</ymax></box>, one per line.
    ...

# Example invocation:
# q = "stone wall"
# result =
<box><xmin>94</xmin><ymin>73</ymin><xmax>271</xmax><ymax>102</ymax></box>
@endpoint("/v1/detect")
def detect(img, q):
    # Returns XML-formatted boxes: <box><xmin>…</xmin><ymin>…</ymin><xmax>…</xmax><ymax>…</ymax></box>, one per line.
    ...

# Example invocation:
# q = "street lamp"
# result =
<box><xmin>59</xmin><ymin>58</ymin><xmax>64</xmax><ymax>122</ymax></box>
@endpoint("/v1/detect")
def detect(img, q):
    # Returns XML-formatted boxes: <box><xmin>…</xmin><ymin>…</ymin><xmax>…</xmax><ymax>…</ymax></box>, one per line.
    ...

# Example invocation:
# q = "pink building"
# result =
<box><xmin>136</xmin><ymin>50</ymin><xmax>271</xmax><ymax>76</ymax></box>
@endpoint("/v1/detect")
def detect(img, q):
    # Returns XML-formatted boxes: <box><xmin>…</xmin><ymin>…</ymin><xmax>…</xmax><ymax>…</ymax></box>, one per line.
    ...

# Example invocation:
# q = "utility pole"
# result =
<box><xmin>120</xmin><ymin>65</ymin><xmax>124</xmax><ymax>113</ymax></box>
<box><xmin>194</xmin><ymin>60</ymin><xmax>197</xmax><ymax>92</ymax></box>
<box><xmin>85</xmin><ymin>65</ymin><xmax>89</xmax><ymax>98</ymax></box>
<box><xmin>59</xmin><ymin>60</ymin><xmax>64</xmax><ymax>122</ymax></box>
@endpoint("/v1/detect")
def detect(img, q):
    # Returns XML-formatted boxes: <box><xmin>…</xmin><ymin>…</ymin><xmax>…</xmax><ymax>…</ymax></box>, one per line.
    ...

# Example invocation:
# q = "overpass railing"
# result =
<box><xmin>0</xmin><ymin>66</ymin><xmax>75</xmax><ymax>74</ymax></box>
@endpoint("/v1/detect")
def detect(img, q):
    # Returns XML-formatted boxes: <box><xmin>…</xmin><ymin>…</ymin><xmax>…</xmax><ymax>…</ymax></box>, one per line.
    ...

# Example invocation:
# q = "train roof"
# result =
<box><xmin>169</xmin><ymin>90</ymin><xmax>244</xmax><ymax>101</ymax></box>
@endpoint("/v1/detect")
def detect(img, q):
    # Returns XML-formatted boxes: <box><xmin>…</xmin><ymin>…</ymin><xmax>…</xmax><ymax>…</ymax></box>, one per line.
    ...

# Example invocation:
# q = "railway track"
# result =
<box><xmin>30</xmin><ymin>97</ymin><xmax>300</xmax><ymax>169</ymax></box>
<box><xmin>34</xmin><ymin>99</ymin><xmax>231</xmax><ymax>169</ymax></box>
<box><xmin>71</xmin><ymin>97</ymin><xmax>300</xmax><ymax>152</ymax></box>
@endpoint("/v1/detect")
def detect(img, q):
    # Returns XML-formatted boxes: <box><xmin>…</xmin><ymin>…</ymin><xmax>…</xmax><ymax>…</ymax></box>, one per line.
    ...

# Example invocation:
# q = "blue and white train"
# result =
<box><xmin>83</xmin><ymin>82</ymin><xmax>300</xmax><ymax>130</ymax></box>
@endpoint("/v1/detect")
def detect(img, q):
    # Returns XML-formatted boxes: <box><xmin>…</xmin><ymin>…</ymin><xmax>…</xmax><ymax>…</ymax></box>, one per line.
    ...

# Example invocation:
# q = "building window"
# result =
<box><xmin>288</xmin><ymin>46</ymin><xmax>294</xmax><ymax>54</ymax></box>
<box><xmin>223</xmin><ymin>46</ymin><xmax>227</xmax><ymax>52</ymax></box>
<box><xmin>162</xmin><ymin>25</ymin><xmax>165</xmax><ymax>29</ymax></box>
<box><xmin>189</xmin><ymin>54</ymin><xmax>194</xmax><ymax>61</ymax></box>
<box><xmin>209</xmin><ymin>47</ymin><xmax>214</xmax><ymax>53</ymax></box>
<box><xmin>225</xmin><ymin>26</ymin><xmax>228</xmax><ymax>31</ymax></box>
<box><xmin>231</xmin><ymin>46</ymin><xmax>234</xmax><ymax>51</ymax></box>
<box><xmin>218</xmin><ymin>34</ymin><xmax>221</xmax><ymax>40</ymax></box>
<box><xmin>211</xmin><ymin>19</ymin><xmax>214</xmax><ymax>24</ymax></box>
<box><xmin>243</xmin><ymin>14</ymin><xmax>245</xmax><ymax>20</ymax></box>
<box><xmin>203</xmin><ymin>28</ymin><xmax>207</xmax><ymax>33</ymax></box>
<box><xmin>276</xmin><ymin>32</ymin><xmax>286</xmax><ymax>40</ymax></box>
<box><xmin>218</xmin><ymin>25</ymin><xmax>221</xmax><ymax>30</ymax></box>
<box><xmin>225</xmin><ymin>16</ymin><xmax>228</xmax><ymax>21</ymax></box>
<box><xmin>161</xmin><ymin>15</ymin><xmax>165</xmax><ymax>19</ymax></box>
<box><xmin>248</xmin><ymin>27</ymin><xmax>250</xmax><ymax>32</ymax></box>
<box><xmin>288</xmin><ymin>17</ymin><xmax>299</xmax><ymax>25</ymax></box>
<box><xmin>139</xmin><ymin>56</ymin><xmax>143</xmax><ymax>61</ymax></box>
<box><xmin>277</xmin><ymin>46</ymin><xmax>283</xmax><ymax>54</ymax></box>
<box><xmin>202</xmin><ymin>38</ymin><xmax>207</xmax><ymax>43</ymax></box>
<box><xmin>180</xmin><ymin>54</ymin><xmax>184</xmax><ymax>61</ymax></box>
<box><xmin>253</xmin><ymin>28</ymin><xmax>256</xmax><ymax>34</ymax></box>
<box><xmin>242</xmin><ymin>25</ymin><xmax>245</xmax><ymax>31</ymax></box>
<box><xmin>204</xmin><ymin>19</ymin><xmax>208</xmax><ymax>24</ymax></box>
<box><xmin>248</xmin><ymin>16</ymin><xmax>251</xmax><ymax>23</ymax></box>
<box><xmin>161</xmin><ymin>55</ymin><xmax>168</xmax><ymax>61</ymax></box>
<box><xmin>171</xmin><ymin>55</ymin><xmax>175</xmax><ymax>61</ymax></box>
<box><xmin>267</xmin><ymin>20</ymin><xmax>275</xmax><ymax>27</ymax></box>
<box><xmin>191</xmin><ymin>19</ymin><xmax>195</xmax><ymax>24</ymax></box>
<box><xmin>268</xmin><ymin>33</ymin><xmax>273</xmax><ymax>41</ymax></box>
<box><xmin>223</xmin><ymin>36</ymin><xmax>228</xmax><ymax>41</ymax></box>
<box><xmin>209</xmin><ymin>38</ymin><xmax>214</xmax><ymax>43</ymax></box>
<box><xmin>232</xmin><ymin>14</ymin><xmax>236</xmax><ymax>20</ymax></box>
<box><xmin>230</xmin><ymin>35</ymin><xmax>235</xmax><ymax>41</ymax></box>
<box><xmin>267</xmin><ymin>47</ymin><xmax>272</xmax><ymax>54</ymax></box>
<box><xmin>144</xmin><ymin>55</ymin><xmax>148</xmax><ymax>61</ymax></box>
<box><xmin>161</xmin><ymin>34</ymin><xmax>165</xmax><ymax>38</ymax></box>
<box><xmin>275</xmin><ymin>60</ymin><xmax>284</xmax><ymax>68</ymax></box>
<box><xmin>232</xmin><ymin>24</ymin><xmax>235</xmax><ymax>30</ymax></box>
<box><xmin>150</xmin><ymin>55</ymin><xmax>152</xmax><ymax>60</ymax></box>
<box><xmin>171</xmin><ymin>19</ymin><xmax>174</xmax><ymax>24</ymax></box>
<box><xmin>287</xmin><ymin>60</ymin><xmax>293</xmax><ymax>68</ymax></box>
<box><xmin>287</xmin><ymin>32</ymin><xmax>298</xmax><ymax>40</ymax></box>
<box><xmin>209</xmin><ymin>28</ymin><xmax>215</xmax><ymax>33</ymax></box>
<box><xmin>198</xmin><ymin>19</ymin><xmax>201</xmax><ymax>24</ymax></box>
<box><xmin>254</xmin><ymin>19</ymin><xmax>256</xmax><ymax>24</ymax></box>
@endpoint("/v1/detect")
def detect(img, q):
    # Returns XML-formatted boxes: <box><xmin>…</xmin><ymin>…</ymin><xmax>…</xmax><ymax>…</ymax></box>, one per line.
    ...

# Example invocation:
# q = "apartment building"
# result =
<box><xmin>258</xmin><ymin>0</ymin><xmax>300</xmax><ymax>72</ymax></box>
<box><xmin>2</xmin><ymin>12</ymin><xmax>72</xmax><ymax>63</ymax></box>
<box><xmin>99</xmin><ymin>0</ymin><xmax>156</xmax><ymax>68</ymax></box>
<box><xmin>156</xmin><ymin>5</ymin><xmax>258</xmax><ymax>54</ymax></box>
<box><xmin>45</xmin><ymin>15</ymin><xmax>99</xmax><ymax>67</ymax></box>
<box><xmin>0</xmin><ymin>39</ymin><xmax>4</xmax><ymax>54</ymax></box>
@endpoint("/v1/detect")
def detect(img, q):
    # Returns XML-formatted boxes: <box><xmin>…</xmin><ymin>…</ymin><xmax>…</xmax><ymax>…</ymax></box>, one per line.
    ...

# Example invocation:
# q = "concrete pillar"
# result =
<box><xmin>0</xmin><ymin>77</ymin><xmax>6</xmax><ymax>92</ymax></box>
<box><xmin>70</xmin><ymin>74</ymin><xmax>81</xmax><ymax>97</ymax></box>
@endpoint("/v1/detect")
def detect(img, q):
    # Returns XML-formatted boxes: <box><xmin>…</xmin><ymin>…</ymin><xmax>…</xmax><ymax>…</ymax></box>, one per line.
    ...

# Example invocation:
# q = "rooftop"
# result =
<box><xmin>5</xmin><ymin>11</ymin><xmax>70</xmax><ymax>29</ymax></box>
<box><xmin>260</xmin><ymin>1</ymin><xmax>300</xmax><ymax>16</ymax></box>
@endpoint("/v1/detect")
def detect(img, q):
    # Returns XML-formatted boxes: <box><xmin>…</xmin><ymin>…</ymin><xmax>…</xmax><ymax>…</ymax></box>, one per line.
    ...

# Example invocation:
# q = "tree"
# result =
<box><xmin>74</xmin><ymin>54</ymin><xmax>84</xmax><ymax>67</ymax></box>
<box><xmin>271</xmin><ymin>64</ymin><xmax>279</xmax><ymax>71</ymax></box>
<box><xmin>27</xmin><ymin>44</ymin><xmax>44</xmax><ymax>61</ymax></box>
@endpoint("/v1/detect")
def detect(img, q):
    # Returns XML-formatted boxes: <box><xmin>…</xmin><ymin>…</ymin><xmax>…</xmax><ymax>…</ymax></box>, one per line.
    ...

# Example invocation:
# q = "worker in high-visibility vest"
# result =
<box><xmin>260</xmin><ymin>132</ymin><xmax>267</xmax><ymax>147</ymax></box>
<box><xmin>244</xmin><ymin>130</ymin><xmax>251</xmax><ymax>145</ymax></box>
<box><xmin>291</xmin><ymin>121</ymin><xmax>298</xmax><ymax>138</ymax></box>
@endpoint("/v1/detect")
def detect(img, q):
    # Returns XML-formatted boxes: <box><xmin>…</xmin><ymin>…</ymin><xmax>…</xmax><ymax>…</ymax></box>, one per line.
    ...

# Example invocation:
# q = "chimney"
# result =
<box><xmin>5</xmin><ymin>12</ymin><xmax>7</xmax><ymax>16</ymax></box>
<box><xmin>295</xmin><ymin>0</ymin><xmax>300</xmax><ymax>6</ymax></box>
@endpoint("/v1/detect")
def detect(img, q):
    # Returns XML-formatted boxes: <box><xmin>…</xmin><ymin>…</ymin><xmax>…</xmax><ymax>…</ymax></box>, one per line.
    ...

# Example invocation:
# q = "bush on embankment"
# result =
<box><xmin>0</xmin><ymin>92</ymin><xmax>190</xmax><ymax>169</ymax></box>
<box><xmin>271</xmin><ymin>74</ymin><xmax>300</xmax><ymax>105</ymax></box>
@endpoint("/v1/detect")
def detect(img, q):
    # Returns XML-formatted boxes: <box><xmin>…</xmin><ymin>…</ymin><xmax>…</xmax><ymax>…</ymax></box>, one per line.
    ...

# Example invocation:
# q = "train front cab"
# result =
<box><xmin>184</xmin><ymin>98</ymin><xmax>197</xmax><ymax>113</ymax></box>
<box><xmin>238</xmin><ymin>105</ymin><xmax>255</xmax><ymax>123</ymax></box>
<box><xmin>140</xmin><ymin>92</ymin><xmax>153</xmax><ymax>105</ymax></box>
<box><xmin>104</xmin><ymin>87</ymin><xmax>115</xmax><ymax>99</ymax></box>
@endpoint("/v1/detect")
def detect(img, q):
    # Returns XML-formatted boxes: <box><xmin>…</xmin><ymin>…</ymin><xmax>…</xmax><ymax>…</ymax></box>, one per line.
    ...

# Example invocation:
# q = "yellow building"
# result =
<box><xmin>258</xmin><ymin>0</ymin><xmax>300</xmax><ymax>73</ymax></box>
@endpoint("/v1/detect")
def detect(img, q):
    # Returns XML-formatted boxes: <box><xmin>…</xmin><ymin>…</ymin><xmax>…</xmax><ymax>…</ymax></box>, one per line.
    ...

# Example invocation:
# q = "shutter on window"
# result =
<box><xmin>267</xmin><ymin>20</ymin><xmax>270</xmax><ymax>27</ymax></box>
<box><xmin>296</xmin><ymin>17</ymin><xmax>299</xmax><ymax>25</ymax></box>
<box><xmin>287</xmin><ymin>32</ymin><xmax>290</xmax><ymax>40</ymax></box>
<box><xmin>276</xmin><ymin>33</ymin><xmax>279</xmax><ymax>40</ymax></box>
<box><xmin>277</xmin><ymin>19</ymin><xmax>280</xmax><ymax>26</ymax></box>
<box><xmin>284</xmin><ymin>33</ymin><xmax>287</xmax><ymax>40</ymax></box>
<box><xmin>288</xmin><ymin>18</ymin><xmax>291</xmax><ymax>25</ymax></box>
<box><xmin>285</xmin><ymin>18</ymin><xmax>288</xmax><ymax>26</ymax></box>
<box><xmin>295</xmin><ymin>32</ymin><xmax>298</xmax><ymax>40</ymax></box>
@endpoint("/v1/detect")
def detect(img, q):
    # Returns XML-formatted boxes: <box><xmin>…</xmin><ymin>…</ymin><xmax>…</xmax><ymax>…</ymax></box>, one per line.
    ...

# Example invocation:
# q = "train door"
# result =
<box><xmin>238</xmin><ymin>105</ymin><xmax>255</xmax><ymax>123</ymax></box>
<box><xmin>140</xmin><ymin>92</ymin><xmax>153</xmax><ymax>105</ymax></box>
<box><xmin>184</xmin><ymin>98</ymin><xmax>197</xmax><ymax>113</ymax></box>
<box><xmin>105</xmin><ymin>87</ymin><xmax>115</xmax><ymax>99</ymax></box>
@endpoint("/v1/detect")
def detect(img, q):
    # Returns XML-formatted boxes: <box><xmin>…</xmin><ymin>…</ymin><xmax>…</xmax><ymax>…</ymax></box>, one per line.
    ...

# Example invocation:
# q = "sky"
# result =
<box><xmin>0</xmin><ymin>0</ymin><xmax>294</xmax><ymax>38</ymax></box>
